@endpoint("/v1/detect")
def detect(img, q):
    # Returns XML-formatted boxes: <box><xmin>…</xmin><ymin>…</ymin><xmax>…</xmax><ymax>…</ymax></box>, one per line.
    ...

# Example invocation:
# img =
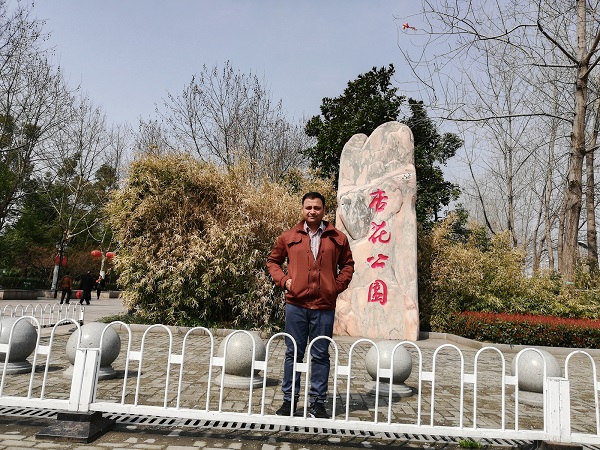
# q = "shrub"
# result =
<box><xmin>105</xmin><ymin>154</ymin><xmax>333</xmax><ymax>331</ymax></box>
<box><xmin>420</xmin><ymin>214</ymin><xmax>600</xmax><ymax>336</ymax></box>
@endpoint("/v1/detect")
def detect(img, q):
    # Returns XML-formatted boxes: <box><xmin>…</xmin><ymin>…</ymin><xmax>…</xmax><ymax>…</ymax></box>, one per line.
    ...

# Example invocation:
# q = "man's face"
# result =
<box><xmin>302</xmin><ymin>197</ymin><xmax>325</xmax><ymax>228</ymax></box>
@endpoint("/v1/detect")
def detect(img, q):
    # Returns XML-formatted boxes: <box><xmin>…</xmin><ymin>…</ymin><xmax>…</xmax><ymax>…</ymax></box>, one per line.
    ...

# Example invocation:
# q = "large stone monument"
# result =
<box><xmin>334</xmin><ymin>121</ymin><xmax>419</xmax><ymax>340</ymax></box>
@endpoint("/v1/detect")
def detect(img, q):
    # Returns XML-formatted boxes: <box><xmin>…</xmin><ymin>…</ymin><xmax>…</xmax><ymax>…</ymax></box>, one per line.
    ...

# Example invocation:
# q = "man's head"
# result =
<box><xmin>302</xmin><ymin>192</ymin><xmax>326</xmax><ymax>208</ymax></box>
<box><xmin>302</xmin><ymin>192</ymin><xmax>326</xmax><ymax>230</ymax></box>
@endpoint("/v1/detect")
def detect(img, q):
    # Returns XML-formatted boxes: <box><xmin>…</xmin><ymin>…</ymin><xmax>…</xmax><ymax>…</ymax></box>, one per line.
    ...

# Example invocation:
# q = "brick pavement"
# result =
<box><xmin>0</xmin><ymin>296</ymin><xmax>599</xmax><ymax>449</ymax></box>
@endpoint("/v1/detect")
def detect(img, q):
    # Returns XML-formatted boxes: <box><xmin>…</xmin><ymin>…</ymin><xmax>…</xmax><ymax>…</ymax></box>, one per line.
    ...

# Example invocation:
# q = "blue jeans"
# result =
<box><xmin>282</xmin><ymin>304</ymin><xmax>334</xmax><ymax>404</ymax></box>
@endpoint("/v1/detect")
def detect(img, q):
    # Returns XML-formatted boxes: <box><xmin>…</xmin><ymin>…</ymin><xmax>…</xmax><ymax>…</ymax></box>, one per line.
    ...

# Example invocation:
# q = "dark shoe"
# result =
<box><xmin>275</xmin><ymin>400</ymin><xmax>296</xmax><ymax>416</ymax></box>
<box><xmin>309</xmin><ymin>402</ymin><xmax>329</xmax><ymax>419</ymax></box>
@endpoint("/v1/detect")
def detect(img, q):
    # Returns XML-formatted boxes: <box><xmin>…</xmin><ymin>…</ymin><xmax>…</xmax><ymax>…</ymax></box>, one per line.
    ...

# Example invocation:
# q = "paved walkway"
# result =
<box><xmin>0</xmin><ymin>295</ymin><xmax>597</xmax><ymax>449</ymax></box>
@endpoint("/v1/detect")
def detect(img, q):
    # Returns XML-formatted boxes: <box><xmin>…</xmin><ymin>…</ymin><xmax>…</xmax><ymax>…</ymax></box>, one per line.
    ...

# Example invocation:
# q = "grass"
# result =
<box><xmin>458</xmin><ymin>438</ymin><xmax>483</xmax><ymax>448</ymax></box>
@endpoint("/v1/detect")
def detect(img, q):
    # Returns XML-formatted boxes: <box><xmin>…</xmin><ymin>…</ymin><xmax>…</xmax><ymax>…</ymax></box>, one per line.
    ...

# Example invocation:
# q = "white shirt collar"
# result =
<box><xmin>304</xmin><ymin>221</ymin><xmax>326</xmax><ymax>234</ymax></box>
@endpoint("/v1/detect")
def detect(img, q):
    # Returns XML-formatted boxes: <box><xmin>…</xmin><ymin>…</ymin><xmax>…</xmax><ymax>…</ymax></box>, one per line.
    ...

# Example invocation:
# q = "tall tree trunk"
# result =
<box><xmin>532</xmin><ymin>207</ymin><xmax>545</xmax><ymax>273</ymax></box>
<box><xmin>559</xmin><ymin>0</ymin><xmax>588</xmax><ymax>280</ymax></box>
<box><xmin>504</xmin><ymin>119</ymin><xmax>518</xmax><ymax>247</ymax></box>
<box><xmin>545</xmin><ymin>116</ymin><xmax>558</xmax><ymax>272</ymax></box>
<box><xmin>557</xmin><ymin>201</ymin><xmax>565</xmax><ymax>269</ymax></box>
<box><xmin>543</xmin><ymin>76</ymin><xmax>561</xmax><ymax>273</ymax></box>
<box><xmin>585</xmin><ymin>96</ymin><xmax>600</xmax><ymax>271</ymax></box>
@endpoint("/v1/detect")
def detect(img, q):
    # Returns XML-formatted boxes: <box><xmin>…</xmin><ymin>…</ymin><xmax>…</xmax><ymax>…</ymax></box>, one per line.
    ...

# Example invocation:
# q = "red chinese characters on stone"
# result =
<box><xmin>367</xmin><ymin>254</ymin><xmax>388</xmax><ymax>268</ymax></box>
<box><xmin>369</xmin><ymin>189</ymin><xmax>388</xmax><ymax>212</ymax></box>
<box><xmin>368</xmin><ymin>279</ymin><xmax>388</xmax><ymax>305</ymax></box>
<box><xmin>368</xmin><ymin>221</ymin><xmax>391</xmax><ymax>244</ymax></box>
<box><xmin>367</xmin><ymin>189</ymin><xmax>391</xmax><ymax>306</ymax></box>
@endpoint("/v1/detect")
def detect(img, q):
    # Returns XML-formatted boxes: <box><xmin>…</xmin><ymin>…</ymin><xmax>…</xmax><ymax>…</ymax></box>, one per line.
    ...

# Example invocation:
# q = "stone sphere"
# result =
<box><xmin>0</xmin><ymin>317</ymin><xmax>37</xmax><ymax>362</ymax></box>
<box><xmin>511</xmin><ymin>349</ymin><xmax>561</xmax><ymax>393</ymax></box>
<box><xmin>365</xmin><ymin>340</ymin><xmax>412</xmax><ymax>383</ymax></box>
<box><xmin>66</xmin><ymin>322</ymin><xmax>121</xmax><ymax>366</ymax></box>
<box><xmin>218</xmin><ymin>331</ymin><xmax>266</xmax><ymax>377</ymax></box>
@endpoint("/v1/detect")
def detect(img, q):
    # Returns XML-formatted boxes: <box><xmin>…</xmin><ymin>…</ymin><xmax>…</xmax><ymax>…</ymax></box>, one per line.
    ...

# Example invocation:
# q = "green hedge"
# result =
<box><xmin>0</xmin><ymin>276</ymin><xmax>44</xmax><ymax>290</ymax></box>
<box><xmin>446</xmin><ymin>312</ymin><xmax>600</xmax><ymax>348</ymax></box>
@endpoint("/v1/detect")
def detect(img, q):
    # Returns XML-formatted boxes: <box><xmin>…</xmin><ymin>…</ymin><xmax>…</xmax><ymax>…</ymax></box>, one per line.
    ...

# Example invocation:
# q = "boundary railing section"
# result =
<box><xmin>1</xmin><ymin>303</ymin><xmax>84</xmax><ymax>327</ymax></box>
<box><xmin>0</xmin><ymin>319</ymin><xmax>598</xmax><ymax>445</ymax></box>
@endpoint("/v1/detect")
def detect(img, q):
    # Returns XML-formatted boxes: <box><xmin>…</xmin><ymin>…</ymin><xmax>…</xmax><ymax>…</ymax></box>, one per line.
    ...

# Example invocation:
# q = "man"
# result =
<box><xmin>59</xmin><ymin>272</ymin><xmax>73</xmax><ymax>304</ymax></box>
<box><xmin>95</xmin><ymin>275</ymin><xmax>106</xmax><ymax>299</ymax></box>
<box><xmin>267</xmin><ymin>192</ymin><xmax>354</xmax><ymax>419</ymax></box>
<box><xmin>79</xmin><ymin>270</ymin><xmax>95</xmax><ymax>306</ymax></box>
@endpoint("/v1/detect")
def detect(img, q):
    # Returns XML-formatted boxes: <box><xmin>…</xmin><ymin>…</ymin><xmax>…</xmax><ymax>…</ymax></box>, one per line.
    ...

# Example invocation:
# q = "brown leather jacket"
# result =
<box><xmin>267</xmin><ymin>221</ymin><xmax>354</xmax><ymax>311</ymax></box>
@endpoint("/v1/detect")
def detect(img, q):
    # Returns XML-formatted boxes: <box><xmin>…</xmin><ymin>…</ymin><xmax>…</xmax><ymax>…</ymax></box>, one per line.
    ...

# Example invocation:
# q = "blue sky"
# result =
<box><xmin>30</xmin><ymin>1</ymin><xmax>424</xmax><ymax>126</ymax></box>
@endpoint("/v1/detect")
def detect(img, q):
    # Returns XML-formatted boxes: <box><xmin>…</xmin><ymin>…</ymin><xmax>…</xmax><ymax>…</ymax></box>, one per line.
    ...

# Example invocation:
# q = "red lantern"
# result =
<box><xmin>105</xmin><ymin>251</ymin><xmax>116</xmax><ymax>259</ymax></box>
<box><xmin>54</xmin><ymin>255</ymin><xmax>68</xmax><ymax>267</ymax></box>
<box><xmin>90</xmin><ymin>250</ymin><xmax>102</xmax><ymax>258</ymax></box>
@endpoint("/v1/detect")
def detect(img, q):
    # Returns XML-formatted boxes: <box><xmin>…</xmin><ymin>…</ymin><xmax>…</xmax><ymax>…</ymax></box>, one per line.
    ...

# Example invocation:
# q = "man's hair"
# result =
<box><xmin>302</xmin><ymin>191</ymin><xmax>325</xmax><ymax>208</ymax></box>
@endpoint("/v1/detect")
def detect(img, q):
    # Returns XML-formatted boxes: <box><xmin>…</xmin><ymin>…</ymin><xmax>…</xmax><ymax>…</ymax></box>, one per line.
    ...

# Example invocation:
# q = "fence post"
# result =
<box><xmin>544</xmin><ymin>377</ymin><xmax>571</xmax><ymax>443</ymax></box>
<box><xmin>69</xmin><ymin>348</ymin><xmax>100</xmax><ymax>412</ymax></box>
<box><xmin>78</xmin><ymin>304</ymin><xmax>85</xmax><ymax>325</ymax></box>
<box><xmin>37</xmin><ymin>348</ymin><xmax>114</xmax><ymax>443</ymax></box>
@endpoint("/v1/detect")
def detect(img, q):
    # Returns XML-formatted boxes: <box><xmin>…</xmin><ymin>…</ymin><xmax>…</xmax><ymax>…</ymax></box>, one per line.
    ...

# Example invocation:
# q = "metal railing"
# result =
<box><xmin>0</xmin><ymin>319</ymin><xmax>598</xmax><ymax>445</ymax></box>
<box><xmin>0</xmin><ymin>303</ymin><xmax>84</xmax><ymax>327</ymax></box>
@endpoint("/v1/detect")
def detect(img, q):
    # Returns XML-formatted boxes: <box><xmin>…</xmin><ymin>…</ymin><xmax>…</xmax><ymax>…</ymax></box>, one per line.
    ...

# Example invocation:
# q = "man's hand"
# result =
<box><xmin>285</xmin><ymin>279</ymin><xmax>292</xmax><ymax>290</ymax></box>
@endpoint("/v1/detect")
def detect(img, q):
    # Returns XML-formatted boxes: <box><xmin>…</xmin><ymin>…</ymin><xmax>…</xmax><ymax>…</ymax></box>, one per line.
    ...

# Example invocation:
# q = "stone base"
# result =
<box><xmin>36</xmin><ymin>411</ymin><xmax>115</xmax><ymax>443</ymax></box>
<box><xmin>366</xmin><ymin>381</ymin><xmax>414</xmax><ymax>398</ymax></box>
<box><xmin>539</xmin><ymin>441</ymin><xmax>583</xmax><ymax>450</ymax></box>
<box><xmin>214</xmin><ymin>373</ymin><xmax>264</xmax><ymax>389</ymax></box>
<box><xmin>63</xmin><ymin>365</ymin><xmax>117</xmax><ymax>380</ymax></box>
<box><xmin>512</xmin><ymin>390</ymin><xmax>543</xmax><ymax>407</ymax></box>
<box><xmin>0</xmin><ymin>361</ymin><xmax>33</xmax><ymax>374</ymax></box>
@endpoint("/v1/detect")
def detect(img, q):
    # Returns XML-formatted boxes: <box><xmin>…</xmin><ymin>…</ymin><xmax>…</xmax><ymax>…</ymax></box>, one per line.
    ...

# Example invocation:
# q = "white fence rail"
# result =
<box><xmin>0</xmin><ymin>303</ymin><xmax>84</xmax><ymax>327</ymax></box>
<box><xmin>0</xmin><ymin>319</ymin><xmax>598</xmax><ymax>445</ymax></box>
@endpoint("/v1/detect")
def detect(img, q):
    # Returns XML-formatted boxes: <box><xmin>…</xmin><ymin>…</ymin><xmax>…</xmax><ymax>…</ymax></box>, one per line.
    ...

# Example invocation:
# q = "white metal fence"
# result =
<box><xmin>0</xmin><ymin>319</ymin><xmax>598</xmax><ymax>445</ymax></box>
<box><xmin>0</xmin><ymin>303</ymin><xmax>84</xmax><ymax>327</ymax></box>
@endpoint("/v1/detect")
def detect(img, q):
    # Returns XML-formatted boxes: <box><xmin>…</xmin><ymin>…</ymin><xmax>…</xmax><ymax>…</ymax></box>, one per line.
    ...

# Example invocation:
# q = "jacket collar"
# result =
<box><xmin>303</xmin><ymin>221</ymin><xmax>326</xmax><ymax>234</ymax></box>
<box><xmin>295</xmin><ymin>220</ymin><xmax>333</xmax><ymax>233</ymax></box>
<box><xmin>294</xmin><ymin>220</ymin><xmax>344</xmax><ymax>242</ymax></box>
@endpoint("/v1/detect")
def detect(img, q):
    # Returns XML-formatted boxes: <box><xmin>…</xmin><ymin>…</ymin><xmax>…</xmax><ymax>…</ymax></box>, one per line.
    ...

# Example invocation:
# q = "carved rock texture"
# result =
<box><xmin>334</xmin><ymin>122</ymin><xmax>419</xmax><ymax>340</ymax></box>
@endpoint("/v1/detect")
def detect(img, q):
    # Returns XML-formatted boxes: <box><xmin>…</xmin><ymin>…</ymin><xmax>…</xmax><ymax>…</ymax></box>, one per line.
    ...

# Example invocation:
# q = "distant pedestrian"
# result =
<box><xmin>59</xmin><ymin>272</ymin><xmax>73</xmax><ymax>304</ymax></box>
<box><xmin>95</xmin><ymin>275</ymin><xmax>106</xmax><ymax>299</ymax></box>
<box><xmin>79</xmin><ymin>271</ymin><xmax>95</xmax><ymax>305</ymax></box>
